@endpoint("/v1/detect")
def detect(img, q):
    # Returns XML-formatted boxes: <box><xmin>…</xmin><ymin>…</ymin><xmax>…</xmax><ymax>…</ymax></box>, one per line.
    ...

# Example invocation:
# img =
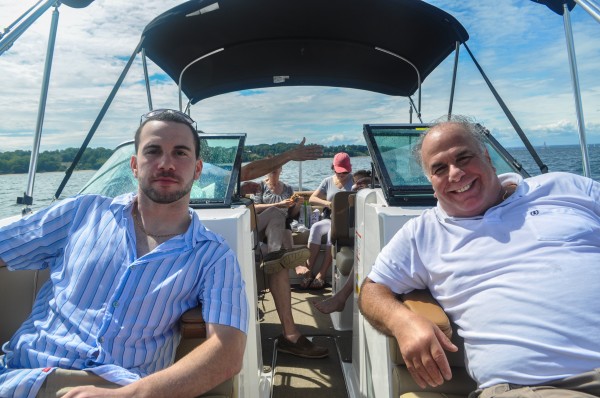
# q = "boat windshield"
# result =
<box><xmin>364</xmin><ymin>124</ymin><xmax>530</xmax><ymax>206</ymax></box>
<box><xmin>78</xmin><ymin>134</ymin><xmax>246</xmax><ymax>208</ymax></box>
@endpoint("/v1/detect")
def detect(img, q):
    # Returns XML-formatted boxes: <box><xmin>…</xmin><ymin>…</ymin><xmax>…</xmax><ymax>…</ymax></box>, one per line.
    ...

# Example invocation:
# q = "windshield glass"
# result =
<box><xmin>364</xmin><ymin>124</ymin><xmax>530</xmax><ymax>206</ymax></box>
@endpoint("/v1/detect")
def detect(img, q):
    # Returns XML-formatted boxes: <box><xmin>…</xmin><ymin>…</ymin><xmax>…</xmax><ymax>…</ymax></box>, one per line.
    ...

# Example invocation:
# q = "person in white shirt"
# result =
<box><xmin>358</xmin><ymin>115</ymin><xmax>600</xmax><ymax>398</ymax></box>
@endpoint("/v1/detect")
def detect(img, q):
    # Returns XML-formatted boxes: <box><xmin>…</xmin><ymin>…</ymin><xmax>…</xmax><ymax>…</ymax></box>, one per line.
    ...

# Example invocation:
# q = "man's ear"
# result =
<box><xmin>194</xmin><ymin>159</ymin><xmax>203</xmax><ymax>180</ymax></box>
<box><xmin>130</xmin><ymin>155</ymin><xmax>138</xmax><ymax>178</ymax></box>
<box><xmin>484</xmin><ymin>149</ymin><xmax>496</xmax><ymax>171</ymax></box>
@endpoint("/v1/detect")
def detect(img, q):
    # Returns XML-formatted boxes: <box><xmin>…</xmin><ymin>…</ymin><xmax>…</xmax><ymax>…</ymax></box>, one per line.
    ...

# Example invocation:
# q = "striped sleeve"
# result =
<box><xmin>0</xmin><ymin>196</ymin><xmax>85</xmax><ymax>270</ymax></box>
<box><xmin>198</xmin><ymin>241</ymin><xmax>248</xmax><ymax>334</ymax></box>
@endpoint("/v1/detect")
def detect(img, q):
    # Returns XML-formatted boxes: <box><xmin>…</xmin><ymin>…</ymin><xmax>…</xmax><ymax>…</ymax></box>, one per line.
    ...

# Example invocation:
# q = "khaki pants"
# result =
<box><xmin>470</xmin><ymin>368</ymin><xmax>600</xmax><ymax>398</ymax></box>
<box><xmin>37</xmin><ymin>369</ymin><xmax>120</xmax><ymax>398</ymax></box>
<box><xmin>257</xmin><ymin>206</ymin><xmax>293</xmax><ymax>252</ymax></box>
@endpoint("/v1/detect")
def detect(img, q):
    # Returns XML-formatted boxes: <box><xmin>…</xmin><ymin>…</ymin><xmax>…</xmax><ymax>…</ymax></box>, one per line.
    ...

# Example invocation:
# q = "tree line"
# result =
<box><xmin>0</xmin><ymin>143</ymin><xmax>369</xmax><ymax>175</ymax></box>
<box><xmin>243</xmin><ymin>143</ymin><xmax>369</xmax><ymax>161</ymax></box>
<box><xmin>0</xmin><ymin>148</ymin><xmax>114</xmax><ymax>175</ymax></box>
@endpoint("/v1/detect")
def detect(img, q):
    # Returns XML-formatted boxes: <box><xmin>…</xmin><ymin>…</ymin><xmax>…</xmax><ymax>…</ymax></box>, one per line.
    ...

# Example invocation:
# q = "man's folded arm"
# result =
<box><xmin>358</xmin><ymin>277</ymin><xmax>456</xmax><ymax>389</ymax></box>
<box><xmin>63</xmin><ymin>323</ymin><xmax>246</xmax><ymax>398</ymax></box>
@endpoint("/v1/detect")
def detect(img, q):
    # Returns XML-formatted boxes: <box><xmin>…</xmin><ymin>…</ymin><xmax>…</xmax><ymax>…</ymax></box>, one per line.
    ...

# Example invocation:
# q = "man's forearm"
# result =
<box><xmin>123</xmin><ymin>325</ymin><xmax>246</xmax><ymax>398</ymax></box>
<box><xmin>358</xmin><ymin>278</ymin><xmax>413</xmax><ymax>336</ymax></box>
<box><xmin>240</xmin><ymin>137</ymin><xmax>323</xmax><ymax>181</ymax></box>
<box><xmin>241</xmin><ymin>152</ymin><xmax>293</xmax><ymax>181</ymax></box>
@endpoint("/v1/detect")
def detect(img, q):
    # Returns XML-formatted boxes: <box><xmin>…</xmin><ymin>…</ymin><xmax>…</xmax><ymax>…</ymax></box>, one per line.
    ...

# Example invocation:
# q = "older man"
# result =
<box><xmin>359</xmin><ymin>116</ymin><xmax>600</xmax><ymax>397</ymax></box>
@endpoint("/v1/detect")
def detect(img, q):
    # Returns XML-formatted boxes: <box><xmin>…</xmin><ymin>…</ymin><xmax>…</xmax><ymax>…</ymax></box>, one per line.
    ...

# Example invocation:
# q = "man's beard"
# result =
<box><xmin>140</xmin><ymin>174</ymin><xmax>195</xmax><ymax>204</ymax></box>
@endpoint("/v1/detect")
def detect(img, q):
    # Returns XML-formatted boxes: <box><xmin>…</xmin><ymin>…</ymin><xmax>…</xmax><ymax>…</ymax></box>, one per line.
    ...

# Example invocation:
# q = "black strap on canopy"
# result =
<box><xmin>463</xmin><ymin>42</ymin><xmax>548</xmax><ymax>174</ymax></box>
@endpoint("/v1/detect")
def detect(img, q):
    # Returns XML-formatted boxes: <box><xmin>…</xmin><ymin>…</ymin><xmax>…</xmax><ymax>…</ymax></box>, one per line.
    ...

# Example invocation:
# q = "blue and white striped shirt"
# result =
<box><xmin>0</xmin><ymin>193</ymin><xmax>248</xmax><ymax>398</ymax></box>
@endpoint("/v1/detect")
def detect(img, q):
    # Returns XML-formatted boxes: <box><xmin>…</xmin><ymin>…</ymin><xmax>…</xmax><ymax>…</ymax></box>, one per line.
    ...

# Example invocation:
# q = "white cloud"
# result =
<box><xmin>0</xmin><ymin>0</ymin><xmax>598</xmax><ymax>154</ymax></box>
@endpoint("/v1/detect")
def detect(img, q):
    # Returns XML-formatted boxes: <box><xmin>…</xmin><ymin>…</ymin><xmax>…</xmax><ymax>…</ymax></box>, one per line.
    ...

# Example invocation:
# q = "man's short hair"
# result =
<box><xmin>413</xmin><ymin>114</ymin><xmax>488</xmax><ymax>172</ymax></box>
<box><xmin>134</xmin><ymin>110</ymin><xmax>200</xmax><ymax>159</ymax></box>
<box><xmin>353</xmin><ymin>169</ymin><xmax>372</xmax><ymax>179</ymax></box>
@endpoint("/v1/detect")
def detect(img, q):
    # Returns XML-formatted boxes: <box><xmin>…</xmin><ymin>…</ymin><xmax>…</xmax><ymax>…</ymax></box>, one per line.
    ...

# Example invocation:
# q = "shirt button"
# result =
<box><xmin>112</xmin><ymin>301</ymin><xmax>119</xmax><ymax>308</ymax></box>
<box><xmin>99</xmin><ymin>337</ymin><xmax>104</xmax><ymax>343</ymax></box>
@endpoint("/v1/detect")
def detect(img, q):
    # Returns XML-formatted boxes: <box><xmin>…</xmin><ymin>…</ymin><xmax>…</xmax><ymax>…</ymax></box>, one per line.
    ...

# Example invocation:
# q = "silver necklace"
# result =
<box><xmin>133</xmin><ymin>207</ymin><xmax>179</xmax><ymax>239</ymax></box>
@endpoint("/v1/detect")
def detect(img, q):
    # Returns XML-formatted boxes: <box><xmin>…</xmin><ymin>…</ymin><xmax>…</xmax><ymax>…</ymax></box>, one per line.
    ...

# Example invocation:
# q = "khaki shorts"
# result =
<box><xmin>37</xmin><ymin>369</ymin><xmax>120</xmax><ymax>398</ymax></box>
<box><xmin>470</xmin><ymin>368</ymin><xmax>600</xmax><ymax>398</ymax></box>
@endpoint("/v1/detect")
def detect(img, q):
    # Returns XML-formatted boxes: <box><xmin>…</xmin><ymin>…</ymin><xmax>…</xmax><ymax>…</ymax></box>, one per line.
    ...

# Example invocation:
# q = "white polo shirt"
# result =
<box><xmin>369</xmin><ymin>172</ymin><xmax>600</xmax><ymax>388</ymax></box>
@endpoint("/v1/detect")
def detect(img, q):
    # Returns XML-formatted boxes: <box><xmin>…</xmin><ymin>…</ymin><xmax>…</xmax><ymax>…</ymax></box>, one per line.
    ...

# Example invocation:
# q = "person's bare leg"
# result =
<box><xmin>314</xmin><ymin>270</ymin><xmax>354</xmax><ymax>314</ymax></box>
<box><xmin>296</xmin><ymin>242</ymin><xmax>320</xmax><ymax>276</ymax></box>
<box><xmin>269</xmin><ymin>269</ymin><xmax>301</xmax><ymax>342</ymax></box>
<box><xmin>313</xmin><ymin>245</ymin><xmax>332</xmax><ymax>283</ymax></box>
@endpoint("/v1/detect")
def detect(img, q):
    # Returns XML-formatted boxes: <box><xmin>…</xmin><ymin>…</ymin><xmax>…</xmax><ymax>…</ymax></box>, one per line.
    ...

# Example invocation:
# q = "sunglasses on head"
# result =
<box><xmin>140</xmin><ymin>108</ymin><xmax>197</xmax><ymax>130</ymax></box>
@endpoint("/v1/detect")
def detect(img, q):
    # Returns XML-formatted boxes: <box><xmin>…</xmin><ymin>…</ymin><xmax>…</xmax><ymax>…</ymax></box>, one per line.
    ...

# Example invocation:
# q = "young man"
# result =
<box><xmin>0</xmin><ymin>110</ymin><xmax>248</xmax><ymax>398</ymax></box>
<box><xmin>359</xmin><ymin>116</ymin><xmax>600</xmax><ymax>397</ymax></box>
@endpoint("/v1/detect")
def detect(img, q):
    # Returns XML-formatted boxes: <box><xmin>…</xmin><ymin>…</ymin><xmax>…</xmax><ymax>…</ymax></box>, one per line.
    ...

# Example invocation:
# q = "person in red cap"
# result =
<box><xmin>296</xmin><ymin>152</ymin><xmax>354</xmax><ymax>289</ymax></box>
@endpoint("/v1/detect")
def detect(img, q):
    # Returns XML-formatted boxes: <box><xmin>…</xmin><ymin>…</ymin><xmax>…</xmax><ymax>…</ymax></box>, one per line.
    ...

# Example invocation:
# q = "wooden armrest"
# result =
<box><xmin>401</xmin><ymin>290</ymin><xmax>452</xmax><ymax>339</ymax></box>
<box><xmin>180</xmin><ymin>307</ymin><xmax>206</xmax><ymax>339</ymax></box>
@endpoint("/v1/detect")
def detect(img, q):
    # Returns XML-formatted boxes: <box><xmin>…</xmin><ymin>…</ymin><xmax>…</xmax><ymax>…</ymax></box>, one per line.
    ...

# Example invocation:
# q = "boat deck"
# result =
<box><xmin>259</xmin><ymin>283</ymin><xmax>351</xmax><ymax>397</ymax></box>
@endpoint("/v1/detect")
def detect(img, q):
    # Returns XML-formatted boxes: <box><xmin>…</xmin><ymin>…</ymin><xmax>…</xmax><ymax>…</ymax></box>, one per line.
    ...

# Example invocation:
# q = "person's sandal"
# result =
<box><xmin>308</xmin><ymin>277</ymin><xmax>325</xmax><ymax>290</ymax></box>
<box><xmin>300</xmin><ymin>275</ymin><xmax>314</xmax><ymax>289</ymax></box>
<box><xmin>276</xmin><ymin>335</ymin><xmax>328</xmax><ymax>359</ymax></box>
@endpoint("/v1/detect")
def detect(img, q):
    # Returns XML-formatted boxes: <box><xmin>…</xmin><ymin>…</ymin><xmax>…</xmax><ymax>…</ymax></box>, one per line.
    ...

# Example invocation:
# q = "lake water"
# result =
<box><xmin>0</xmin><ymin>146</ymin><xmax>598</xmax><ymax>219</ymax></box>
<box><xmin>0</xmin><ymin>157</ymin><xmax>373</xmax><ymax>219</ymax></box>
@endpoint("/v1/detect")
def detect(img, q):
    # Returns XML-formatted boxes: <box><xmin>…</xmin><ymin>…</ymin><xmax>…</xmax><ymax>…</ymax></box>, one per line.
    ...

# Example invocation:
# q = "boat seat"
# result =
<box><xmin>393</xmin><ymin>290</ymin><xmax>477</xmax><ymax>398</ymax></box>
<box><xmin>0</xmin><ymin>263</ymin><xmax>234</xmax><ymax>398</ymax></box>
<box><xmin>330</xmin><ymin>191</ymin><xmax>355</xmax><ymax>249</ymax></box>
<box><xmin>329</xmin><ymin>191</ymin><xmax>356</xmax><ymax>330</ymax></box>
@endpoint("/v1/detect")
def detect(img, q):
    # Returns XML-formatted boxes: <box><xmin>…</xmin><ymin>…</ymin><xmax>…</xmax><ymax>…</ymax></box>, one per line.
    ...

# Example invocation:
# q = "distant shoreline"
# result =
<box><xmin>0</xmin><ymin>169</ymin><xmax>97</xmax><ymax>176</ymax></box>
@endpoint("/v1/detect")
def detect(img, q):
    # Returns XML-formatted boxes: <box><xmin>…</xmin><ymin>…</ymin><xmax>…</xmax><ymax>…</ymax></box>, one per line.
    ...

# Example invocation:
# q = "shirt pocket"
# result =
<box><xmin>528</xmin><ymin>207</ymin><xmax>594</xmax><ymax>241</ymax></box>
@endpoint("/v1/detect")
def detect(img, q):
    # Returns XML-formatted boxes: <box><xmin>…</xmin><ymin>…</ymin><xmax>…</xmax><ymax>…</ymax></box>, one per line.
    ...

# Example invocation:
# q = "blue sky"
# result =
<box><xmin>0</xmin><ymin>0</ymin><xmax>598</xmax><ymax>153</ymax></box>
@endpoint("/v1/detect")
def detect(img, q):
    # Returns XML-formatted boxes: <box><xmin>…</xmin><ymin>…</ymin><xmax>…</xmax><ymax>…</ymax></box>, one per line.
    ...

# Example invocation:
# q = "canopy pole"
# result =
<box><xmin>448</xmin><ymin>41</ymin><xmax>460</xmax><ymax>119</ymax></box>
<box><xmin>463</xmin><ymin>42</ymin><xmax>548</xmax><ymax>174</ymax></box>
<box><xmin>573</xmin><ymin>0</ymin><xmax>600</xmax><ymax>23</ymax></box>
<box><xmin>0</xmin><ymin>0</ymin><xmax>56</xmax><ymax>56</ymax></box>
<box><xmin>375</xmin><ymin>47</ymin><xmax>422</xmax><ymax>115</ymax></box>
<box><xmin>142</xmin><ymin>48</ymin><xmax>153</xmax><ymax>111</ymax></box>
<box><xmin>408</xmin><ymin>97</ymin><xmax>423</xmax><ymax>123</ymax></box>
<box><xmin>562</xmin><ymin>3</ymin><xmax>591</xmax><ymax>177</ymax></box>
<box><xmin>53</xmin><ymin>39</ymin><xmax>144</xmax><ymax>200</ymax></box>
<box><xmin>298</xmin><ymin>162</ymin><xmax>303</xmax><ymax>191</ymax></box>
<box><xmin>18</xmin><ymin>3</ymin><xmax>60</xmax><ymax>215</ymax></box>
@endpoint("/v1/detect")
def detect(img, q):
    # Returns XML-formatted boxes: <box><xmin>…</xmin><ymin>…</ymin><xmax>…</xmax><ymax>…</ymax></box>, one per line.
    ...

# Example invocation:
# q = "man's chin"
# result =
<box><xmin>142</xmin><ymin>188</ymin><xmax>189</xmax><ymax>204</ymax></box>
<box><xmin>442</xmin><ymin>199</ymin><xmax>485</xmax><ymax>218</ymax></box>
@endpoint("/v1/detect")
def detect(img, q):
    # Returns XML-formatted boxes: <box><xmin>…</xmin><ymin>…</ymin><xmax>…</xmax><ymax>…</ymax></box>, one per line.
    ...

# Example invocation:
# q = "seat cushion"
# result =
<box><xmin>336</xmin><ymin>246</ymin><xmax>354</xmax><ymax>276</ymax></box>
<box><xmin>400</xmin><ymin>393</ymin><xmax>467</xmax><ymax>398</ymax></box>
<box><xmin>401</xmin><ymin>290</ymin><xmax>452</xmax><ymax>339</ymax></box>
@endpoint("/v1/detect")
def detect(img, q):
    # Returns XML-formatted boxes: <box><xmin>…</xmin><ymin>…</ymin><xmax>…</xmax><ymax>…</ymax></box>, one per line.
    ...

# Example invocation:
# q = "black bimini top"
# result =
<box><xmin>141</xmin><ymin>0</ymin><xmax>469</xmax><ymax>104</ymax></box>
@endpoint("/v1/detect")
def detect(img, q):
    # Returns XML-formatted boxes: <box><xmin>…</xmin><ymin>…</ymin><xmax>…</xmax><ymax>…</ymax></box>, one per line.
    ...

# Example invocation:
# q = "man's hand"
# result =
<box><xmin>240</xmin><ymin>181</ymin><xmax>261</xmax><ymax>196</ymax></box>
<box><xmin>394</xmin><ymin>312</ymin><xmax>457</xmax><ymax>389</ymax></box>
<box><xmin>358</xmin><ymin>278</ymin><xmax>457</xmax><ymax>389</ymax></box>
<box><xmin>62</xmin><ymin>385</ymin><xmax>131</xmax><ymax>398</ymax></box>
<box><xmin>286</xmin><ymin>137</ymin><xmax>323</xmax><ymax>162</ymax></box>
